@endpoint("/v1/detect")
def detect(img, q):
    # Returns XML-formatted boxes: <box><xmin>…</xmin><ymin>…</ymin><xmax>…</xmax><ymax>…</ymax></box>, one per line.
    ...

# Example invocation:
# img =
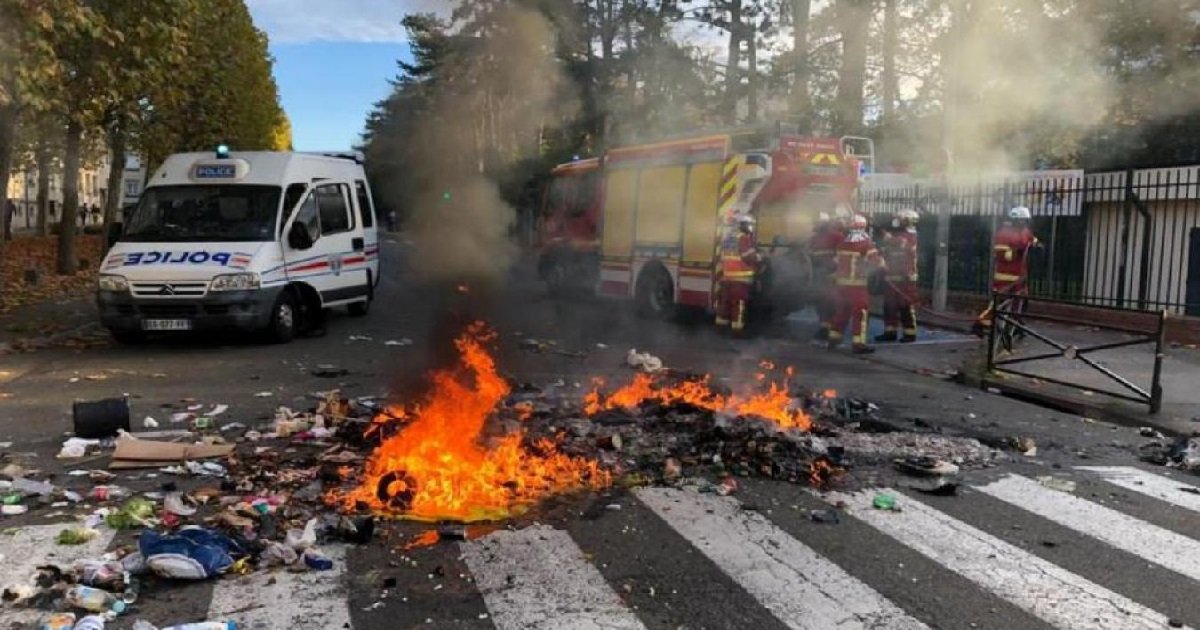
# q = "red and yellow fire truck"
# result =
<box><xmin>536</xmin><ymin>125</ymin><xmax>869</xmax><ymax>317</ymax></box>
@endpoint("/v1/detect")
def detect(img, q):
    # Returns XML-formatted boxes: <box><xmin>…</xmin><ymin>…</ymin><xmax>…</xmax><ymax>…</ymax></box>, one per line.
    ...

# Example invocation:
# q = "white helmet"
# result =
<box><xmin>1008</xmin><ymin>206</ymin><xmax>1032</xmax><ymax>220</ymax></box>
<box><xmin>898</xmin><ymin>209</ymin><xmax>920</xmax><ymax>223</ymax></box>
<box><xmin>736</xmin><ymin>214</ymin><xmax>756</xmax><ymax>230</ymax></box>
<box><xmin>848</xmin><ymin>214</ymin><xmax>868</xmax><ymax>231</ymax></box>
<box><xmin>816</xmin><ymin>212</ymin><xmax>831</xmax><ymax>223</ymax></box>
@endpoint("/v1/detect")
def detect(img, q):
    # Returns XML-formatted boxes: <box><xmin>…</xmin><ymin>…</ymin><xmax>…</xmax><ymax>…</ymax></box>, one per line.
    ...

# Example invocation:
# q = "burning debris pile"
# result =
<box><xmin>325</xmin><ymin>323</ymin><xmax>999</xmax><ymax>523</ymax></box>
<box><xmin>333</xmin><ymin>323</ymin><xmax>610</xmax><ymax>522</ymax></box>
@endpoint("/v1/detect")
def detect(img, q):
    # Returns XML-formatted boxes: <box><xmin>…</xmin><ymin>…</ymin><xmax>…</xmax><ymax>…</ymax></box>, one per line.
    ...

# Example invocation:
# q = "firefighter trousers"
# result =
<box><xmin>716</xmin><ymin>280</ymin><xmax>752</xmax><ymax>332</ymax></box>
<box><xmin>977</xmin><ymin>279</ymin><xmax>1027</xmax><ymax>327</ymax></box>
<box><xmin>884</xmin><ymin>281</ymin><xmax>918</xmax><ymax>337</ymax></box>
<box><xmin>815</xmin><ymin>274</ymin><xmax>837</xmax><ymax>332</ymax></box>
<box><xmin>830</xmin><ymin>286</ymin><xmax>870</xmax><ymax>346</ymax></box>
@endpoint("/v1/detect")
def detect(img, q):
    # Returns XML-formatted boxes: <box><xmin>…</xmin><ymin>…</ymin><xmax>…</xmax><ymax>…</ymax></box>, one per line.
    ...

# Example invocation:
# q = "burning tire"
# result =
<box><xmin>376</xmin><ymin>470</ymin><xmax>417</xmax><ymax>511</ymax></box>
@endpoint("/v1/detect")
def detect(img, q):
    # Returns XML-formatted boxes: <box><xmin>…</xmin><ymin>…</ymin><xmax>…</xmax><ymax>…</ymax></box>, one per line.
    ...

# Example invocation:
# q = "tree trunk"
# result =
<box><xmin>789</xmin><ymin>0</ymin><xmax>812</xmax><ymax>130</ymax></box>
<box><xmin>723</xmin><ymin>0</ymin><xmax>743</xmax><ymax>125</ymax></box>
<box><xmin>882</xmin><ymin>0</ymin><xmax>898</xmax><ymax>124</ymax></box>
<box><xmin>35</xmin><ymin>142</ymin><xmax>49</xmax><ymax>236</ymax></box>
<box><xmin>103</xmin><ymin>123</ymin><xmax>127</xmax><ymax>247</ymax></box>
<box><xmin>834</xmin><ymin>0</ymin><xmax>871</xmax><ymax>134</ymax></box>
<box><xmin>57</xmin><ymin>119</ymin><xmax>82</xmax><ymax>275</ymax></box>
<box><xmin>746</xmin><ymin>25</ymin><xmax>759</xmax><ymax>123</ymax></box>
<box><xmin>0</xmin><ymin>102</ymin><xmax>17</xmax><ymax>244</ymax></box>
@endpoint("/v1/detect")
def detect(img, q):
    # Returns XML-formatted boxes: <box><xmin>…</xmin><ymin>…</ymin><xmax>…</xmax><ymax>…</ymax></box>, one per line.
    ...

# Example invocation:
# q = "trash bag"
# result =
<box><xmin>138</xmin><ymin>528</ymin><xmax>244</xmax><ymax>580</ymax></box>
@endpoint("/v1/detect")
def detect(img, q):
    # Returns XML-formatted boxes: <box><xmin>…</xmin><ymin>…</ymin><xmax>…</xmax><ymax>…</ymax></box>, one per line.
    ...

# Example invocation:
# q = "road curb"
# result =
<box><xmin>980</xmin><ymin>376</ymin><xmax>1188</xmax><ymax>438</ymax></box>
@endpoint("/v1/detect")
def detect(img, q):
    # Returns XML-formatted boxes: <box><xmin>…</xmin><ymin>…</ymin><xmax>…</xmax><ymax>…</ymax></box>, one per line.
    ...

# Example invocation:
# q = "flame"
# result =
<box><xmin>822</xmin><ymin>389</ymin><xmax>838</xmax><ymax>399</ymax></box>
<box><xmin>808</xmin><ymin>456</ymin><xmax>843</xmax><ymax>488</ymax></box>
<box><xmin>340</xmin><ymin>322</ymin><xmax>609</xmax><ymax>522</ymax></box>
<box><xmin>585</xmin><ymin>365</ymin><xmax>810</xmax><ymax>431</ymax></box>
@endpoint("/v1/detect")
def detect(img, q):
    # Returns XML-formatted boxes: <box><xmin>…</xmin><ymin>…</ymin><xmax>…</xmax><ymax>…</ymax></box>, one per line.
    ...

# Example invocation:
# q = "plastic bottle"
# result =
<box><xmin>160</xmin><ymin>623</ymin><xmax>237</xmax><ymax>630</ymax></box>
<box><xmin>73</xmin><ymin>615</ymin><xmax>106</xmax><ymax>630</ymax></box>
<box><xmin>64</xmin><ymin>586</ymin><xmax>126</xmax><ymax>615</ymax></box>
<box><xmin>122</xmin><ymin>576</ymin><xmax>141</xmax><ymax>604</ymax></box>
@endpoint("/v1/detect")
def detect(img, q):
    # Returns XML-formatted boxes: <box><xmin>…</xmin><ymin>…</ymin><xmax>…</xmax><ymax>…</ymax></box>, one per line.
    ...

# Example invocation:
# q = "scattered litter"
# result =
<box><xmin>348</xmin><ymin>335</ymin><xmax>373</xmax><ymax>342</ymax></box>
<box><xmin>143</xmin><ymin>417</ymin><xmax>160</xmax><ymax>429</ymax></box>
<box><xmin>384</xmin><ymin>338</ymin><xmax>413</xmax><ymax>347</ymax></box>
<box><xmin>872</xmin><ymin>493</ymin><xmax>899</xmax><ymax>511</ymax></box>
<box><xmin>808</xmin><ymin>509</ymin><xmax>840</xmax><ymax>524</ymax></box>
<box><xmin>140</xmin><ymin>528</ymin><xmax>243</xmax><ymax>579</ymax></box>
<box><xmin>57</xmin><ymin>527</ymin><xmax>100</xmax><ymax>545</ymax></box>
<box><xmin>893</xmin><ymin>456</ymin><xmax>959</xmax><ymax>477</ymax></box>
<box><xmin>1139</xmin><ymin>426</ymin><xmax>1165</xmax><ymax>440</ymax></box>
<box><xmin>1036</xmin><ymin>476</ymin><xmax>1077</xmax><ymax>493</ymax></box>
<box><xmin>1</xmin><ymin>504</ymin><xmax>28</xmax><ymax>515</ymax></box>
<box><xmin>626</xmin><ymin>349</ymin><xmax>665</xmax><ymax>373</ymax></box>
<box><xmin>208</xmin><ymin>404</ymin><xmax>229</xmax><ymax>417</ymax></box>
<box><xmin>254</xmin><ymin>391</ymin><xmax>274</xmax><ymax>398</ymax></box>
<box><xmin>109</xmin><ymin>438</ymin><xmax>233</xmax><ymax>470</ymax></box>
<box><xmin>311</xmin><ymin>365</ymin><xmax>350</xmax><ymax>378</ymax></box>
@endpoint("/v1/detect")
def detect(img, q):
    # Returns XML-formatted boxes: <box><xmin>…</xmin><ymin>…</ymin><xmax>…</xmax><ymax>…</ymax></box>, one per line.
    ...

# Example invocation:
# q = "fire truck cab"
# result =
<box><xmin>538</xmin><ymin>125</ymin><xmax>867</xmax><ymax>319</ymax></box>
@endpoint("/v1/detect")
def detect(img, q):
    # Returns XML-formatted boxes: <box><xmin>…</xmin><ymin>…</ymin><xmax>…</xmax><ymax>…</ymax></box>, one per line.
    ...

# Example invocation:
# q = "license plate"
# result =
<box><xmin>142</xmin><ymin>319</ymin><xmax>192</xmax><ymax>331</ymax></box>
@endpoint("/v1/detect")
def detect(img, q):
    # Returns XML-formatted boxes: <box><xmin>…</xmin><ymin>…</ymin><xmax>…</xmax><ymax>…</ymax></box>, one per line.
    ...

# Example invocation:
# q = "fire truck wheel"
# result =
<box><xmin>636</xmin><ymin>264</ymin><xmax>675</xmax><ymax>320</ymax></box>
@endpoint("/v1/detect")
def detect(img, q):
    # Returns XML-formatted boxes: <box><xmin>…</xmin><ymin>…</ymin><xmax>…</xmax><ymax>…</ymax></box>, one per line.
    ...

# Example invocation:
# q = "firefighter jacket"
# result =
<box><xmin>810</xmin><ymin>226</ymin><xmax>844</xmax><ymax>276</ymax></box>
<box><xmin>720</xmin><ymin>230</ymin><xmax>761</xmax><ymax>284</ymax></box>
<box><xmin>992</xmin><ymin>225</ymin><xmax>1038</xmax><ymax>283</ymax></box>
<box><xmin>834</xmin><ymin>231</ymin><xmax>886</xmax><ymax>287</ymax></box>
<box><xmin>882</xmin><ymin>228</ymin><xmax>919</xmax><ymax>283</ymax></box>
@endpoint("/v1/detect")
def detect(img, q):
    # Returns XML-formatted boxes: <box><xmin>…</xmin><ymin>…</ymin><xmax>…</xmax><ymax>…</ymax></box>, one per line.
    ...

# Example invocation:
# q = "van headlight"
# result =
<box><xmin>210</xmin><ymin>272</ymin><xmax>261</xmax><ymax>292</ymax></box>
<box><xmin>97</xmin><ymin>274</ymin><xmax>129</xmax><ymax>292</ymax></box>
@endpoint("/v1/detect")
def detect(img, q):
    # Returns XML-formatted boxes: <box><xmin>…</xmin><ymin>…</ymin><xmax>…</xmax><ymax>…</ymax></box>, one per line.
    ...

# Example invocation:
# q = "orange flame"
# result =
<box><xmin>585</xmin><ymin>365</ymin><xmax>810</xmax><ymax>431</ymax></box>
<box><xmin>341</xmin><ymin>323</ymin><xmax>609</xmax><ymax>521</ymax></box>
<box><xmin>808</xmin><ymin>456</ymin><xmax>843</xmax><ymax>488</ymax></box>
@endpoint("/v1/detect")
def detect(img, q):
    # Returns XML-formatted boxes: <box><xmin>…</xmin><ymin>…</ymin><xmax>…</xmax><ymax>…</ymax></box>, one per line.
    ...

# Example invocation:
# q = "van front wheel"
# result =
<box><xmin>266</xmin><ymin>292</ymin><xmax>297</xmax><ymax>343</ymax></box>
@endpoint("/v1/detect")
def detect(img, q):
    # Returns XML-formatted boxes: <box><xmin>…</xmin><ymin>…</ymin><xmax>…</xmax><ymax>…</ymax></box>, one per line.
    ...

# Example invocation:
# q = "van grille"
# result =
<box><xmin>130</xmin><ymin>282</ymin><xmax>208</xmax><ymax>298</ymax></box>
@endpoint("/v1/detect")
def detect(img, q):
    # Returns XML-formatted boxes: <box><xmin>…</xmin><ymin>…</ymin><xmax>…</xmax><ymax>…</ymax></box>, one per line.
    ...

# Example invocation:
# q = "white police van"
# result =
<box><xmin>98</xmin><ymin>148</ymin><xmax>381</xmax><ymax>343</ymax></box>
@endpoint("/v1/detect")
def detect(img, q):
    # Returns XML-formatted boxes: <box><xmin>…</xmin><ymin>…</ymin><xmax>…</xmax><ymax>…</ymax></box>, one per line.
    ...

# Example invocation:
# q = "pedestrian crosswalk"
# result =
<box><xmin>4</xmin><ymin>465</ymin><xmax>1200</xmax><ymax>629</ymax></box>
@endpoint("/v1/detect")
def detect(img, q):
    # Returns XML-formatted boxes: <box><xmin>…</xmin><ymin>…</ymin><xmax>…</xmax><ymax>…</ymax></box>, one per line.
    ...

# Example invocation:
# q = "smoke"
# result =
<box><xmin>932</xmin><ymin>0</ymin><xmax>1200</xmax><ymax>176</ymax></box>
<box><xmin>401</xmin><ymin>2</ymin><xmax>578</xmax><ymax>286</ymax></box>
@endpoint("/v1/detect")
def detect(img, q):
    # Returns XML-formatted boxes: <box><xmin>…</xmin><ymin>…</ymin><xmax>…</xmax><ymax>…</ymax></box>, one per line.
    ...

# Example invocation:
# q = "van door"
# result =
<box><xmin>354</xmin><ymin>179</ymin><xmax>380</xmax><ymax>286</ymax></box>
<box><xmin>281</xmin><ymin>182</ymin><xmax>368</xmax><ymax>304</ymax></box>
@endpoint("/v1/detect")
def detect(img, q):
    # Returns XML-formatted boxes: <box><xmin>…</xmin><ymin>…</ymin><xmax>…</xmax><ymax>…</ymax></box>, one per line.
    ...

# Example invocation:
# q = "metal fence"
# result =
<box><xmin>859</xmin><ymin>166</ymin><xmax>1200</xmax><ymax>316</ymax></box>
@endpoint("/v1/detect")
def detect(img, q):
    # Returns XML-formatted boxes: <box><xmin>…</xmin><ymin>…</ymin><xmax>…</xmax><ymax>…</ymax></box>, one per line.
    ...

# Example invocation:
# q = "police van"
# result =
<box><xmin>98</xmin><ymin>148</ymin><xmax>381</xmax><ymax>343</ymax></box>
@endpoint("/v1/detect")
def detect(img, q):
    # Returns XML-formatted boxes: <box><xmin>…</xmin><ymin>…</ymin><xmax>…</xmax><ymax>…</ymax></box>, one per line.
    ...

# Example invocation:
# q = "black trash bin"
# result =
<box><xmin>72</xmin><ymin>397</ymin><xmax>131</xmax><ymax>439</ymax></box>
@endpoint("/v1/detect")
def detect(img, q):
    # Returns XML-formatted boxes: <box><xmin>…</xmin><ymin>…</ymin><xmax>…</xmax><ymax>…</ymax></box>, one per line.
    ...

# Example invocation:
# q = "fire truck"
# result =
<box><xmin>536</xmin><ymin>124</ymin><xmax>870</xmax><ymax>318</ymax></box>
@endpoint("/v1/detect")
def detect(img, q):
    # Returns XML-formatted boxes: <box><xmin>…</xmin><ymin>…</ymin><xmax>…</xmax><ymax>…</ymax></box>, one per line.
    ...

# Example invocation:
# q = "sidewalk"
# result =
<box><xmin>0</xmin><ymin>294</ymin><xmax>105</xmax><ymax>353</ymax></box>
<box><xmin>851</xmin><ymin>311</ymin><xmax>1200</xmax><ymax>436</ymax></box>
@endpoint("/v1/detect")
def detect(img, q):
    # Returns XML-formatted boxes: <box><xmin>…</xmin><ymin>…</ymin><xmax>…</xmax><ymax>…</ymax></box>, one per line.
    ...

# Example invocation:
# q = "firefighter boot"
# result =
<box><xmin>852</xmin><ymin>343</ymin><xmax>875</xmax><ymax>355</ymax></box>
<box><xmin>875</xmin><ymin>331</ymin><xmax>898</xmax><ymax>342</ymax></box>
<box><xmin>900</xmin><ymin>333</ymin><xmax>917</xmax><ymax>343</ymax></box>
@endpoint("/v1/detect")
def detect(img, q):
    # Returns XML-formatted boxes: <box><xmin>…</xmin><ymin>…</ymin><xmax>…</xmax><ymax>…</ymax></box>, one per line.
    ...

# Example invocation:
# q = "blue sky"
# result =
<box><xmin>246</xmin><ymin>0</ymin><xmax>431</xmax><ymax>150</ymax></box>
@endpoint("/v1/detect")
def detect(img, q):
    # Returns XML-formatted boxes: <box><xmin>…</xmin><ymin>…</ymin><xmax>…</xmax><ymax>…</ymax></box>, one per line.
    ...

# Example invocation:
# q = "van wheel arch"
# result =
<box><xmin>286</xmin><ymin>282</ymin><xmax>324</xmax><ymax>331</ymax></box>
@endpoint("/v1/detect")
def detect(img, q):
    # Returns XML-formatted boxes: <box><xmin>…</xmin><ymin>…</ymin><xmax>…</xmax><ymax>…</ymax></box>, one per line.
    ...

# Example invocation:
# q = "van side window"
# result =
<box><xmin>280</xmin><ymin>183</ymin><xmax>307</xmax><ymax>235</ymax></box>
<box><xmin>355</xmin><ymin>180</ymin><xmax>375</xmax><ymax>228</ymax></box>
<box><xmin>293</xmin><ymin>193</ymin><xmax>321</xmax><ymax>243</ymax></box>
<box><xmin>315</xmin><ymin>184</ymin><xmax>351</xmax><ymax>235</ymax></box>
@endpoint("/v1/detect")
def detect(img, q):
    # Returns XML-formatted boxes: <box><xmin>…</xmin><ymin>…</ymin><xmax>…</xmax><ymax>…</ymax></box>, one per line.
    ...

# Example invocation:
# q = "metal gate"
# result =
<box><xmin>985</xmin><ymin>294</ymin><xmax>1167</xmax><ymax>413</ymax></box>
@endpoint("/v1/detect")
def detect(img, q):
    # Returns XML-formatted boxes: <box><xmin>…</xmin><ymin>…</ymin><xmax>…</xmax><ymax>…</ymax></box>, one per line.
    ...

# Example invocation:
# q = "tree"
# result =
<box><xmin>787</xmin><ymin>0</ymin><xmax>813</xmax><ymax>129</ymax></box>
<box><xmin>833</xmin><ymin>0</ymin><xmax>871</xmax><ymax>134</ymax></box>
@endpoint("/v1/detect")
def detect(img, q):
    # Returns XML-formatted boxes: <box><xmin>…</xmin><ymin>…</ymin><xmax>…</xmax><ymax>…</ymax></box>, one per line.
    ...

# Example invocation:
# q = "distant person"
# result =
<box><xmin>3</xmin><ymin>198</ymin><xmax>14</xmax><ymax>239</ymax></box>
<box><xmin>388</xmin><ymin>209</ymin><xmax>398</xmax><ymax>232</ymax></box>
<box><xmin>975</xmin><ymin>206</ymin><xmax>1040</xmax><ymax>334</ymax></box>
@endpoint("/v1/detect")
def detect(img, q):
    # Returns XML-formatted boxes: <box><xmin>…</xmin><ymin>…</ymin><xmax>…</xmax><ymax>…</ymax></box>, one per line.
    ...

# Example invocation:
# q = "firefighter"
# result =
<box><xmin>715</xmin><ymin>214</ymin><xmax>762</xmax><ymax>334</ymax></box>
<box><xmin>975</xmin><ymin>206</ymin><xmax>1039</xmax><ymax>333</ymax></box>
<box><xmin>877</xmin><ymin>209</ymin><xmax>920</xmax><ymax>343</ymax></box>
<box><xmin>809</xmin><ymin>210</ymin><xmax>844</xmax><ymax>341</ymax></box>
<box><xmin>830</xmin><ymin>213</ymin><xmax>886</xmax><ymax>354</ymax></box>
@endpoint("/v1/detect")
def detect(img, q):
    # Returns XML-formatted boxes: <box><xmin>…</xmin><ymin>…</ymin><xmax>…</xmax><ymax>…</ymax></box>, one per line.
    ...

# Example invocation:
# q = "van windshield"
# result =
<box><xmin>124</xmin><ymin>185</ymin><xmax>281</xmax><ymax>242</ymax></box>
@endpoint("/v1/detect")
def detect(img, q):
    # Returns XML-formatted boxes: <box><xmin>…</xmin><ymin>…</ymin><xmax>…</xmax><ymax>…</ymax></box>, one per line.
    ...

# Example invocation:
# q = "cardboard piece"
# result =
<box><xmin>109</xmin><ymin>438</ymin><xmax>234</xmax><ymax>469</ymax></box>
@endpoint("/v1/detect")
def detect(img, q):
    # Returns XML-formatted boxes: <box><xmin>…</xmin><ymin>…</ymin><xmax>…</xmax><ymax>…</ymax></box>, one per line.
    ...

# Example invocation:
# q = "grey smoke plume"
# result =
<box><xmin>402</xmin><ymin>3</ymin><xmax>577</xmax><ymax>285</ymax></box>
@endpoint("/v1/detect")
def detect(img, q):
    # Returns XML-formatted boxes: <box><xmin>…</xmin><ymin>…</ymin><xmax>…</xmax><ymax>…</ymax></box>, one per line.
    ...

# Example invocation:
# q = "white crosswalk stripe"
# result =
<box><xmin>978</xmin><ymin>473</ymin><xmax>1200</xmax><ymax>582</ymax></box>
<box><xmin>207</xmin><ymin>545</ymin><xmax>351</xmax><ymax>630</ymax></box>
<box><xmin>636</xmin><ymin>486</ymin><xmax>928</xmax><ymax>630</ymax></box>
<box><xmin>461</xmin><ymin>523</ymin><xmax>646</xmax><ymax>630</ymax></box>
<box><xmin>1</xmin><ymin>523</ymin><xmax>118</xmax><ymax>626</ymax></box>
<box><xmin>1077</xmin><ymin>465</ymin><xmax>1200</xmax><ymax>513</ymax></box>
<box><xmin>5</xmin><ymin>476</ymin><xmax>1200</xmax><ymax>629</ymax></box>
<box><xmin>823</xmin><ymin>488</ymin><xmax>1178</xmax><ymax>630</ymax></box>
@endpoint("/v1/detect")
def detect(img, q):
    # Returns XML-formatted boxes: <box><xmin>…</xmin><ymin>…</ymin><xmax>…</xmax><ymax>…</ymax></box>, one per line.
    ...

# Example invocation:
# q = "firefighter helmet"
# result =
<box><xmin>897</xmin><ymin>209</ymin><xmax>919</xmax><ymax>227</ymax></box>
<box><xmin>736</xmin><ymin>214</ymin><xmax>756</xmax><ymax>232</ymax></box>
<box><xmin>848</xmin><ymin>214</ymin><xmax>869</xmax><ymax>231</ymax></box>
<box><xmin>1008</xmin><ymin>206</ymin><xmax>1032</xmax><ymax>220</ymax></box>
<box><xmin>816</xmin><ymin>211</ymin><xmax>831</xmax><ymax>223</ymax></box>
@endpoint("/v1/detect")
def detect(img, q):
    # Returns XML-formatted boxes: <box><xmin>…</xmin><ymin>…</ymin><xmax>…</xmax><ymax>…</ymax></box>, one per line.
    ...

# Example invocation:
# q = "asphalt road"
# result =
<box><xmin>2</xmin><ymin>237</ymin><xmax>1199</xmax><ymax>629</ymax></box>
